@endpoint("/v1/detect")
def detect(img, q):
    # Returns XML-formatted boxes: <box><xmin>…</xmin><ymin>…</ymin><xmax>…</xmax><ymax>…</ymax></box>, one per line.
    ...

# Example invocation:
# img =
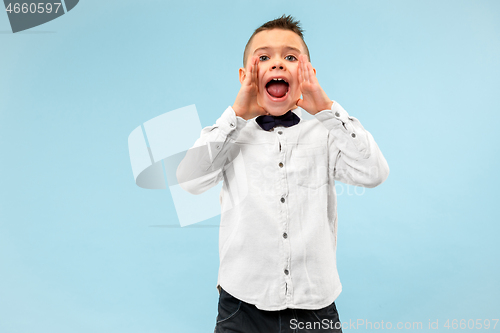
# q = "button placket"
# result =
<box><xmin>275</xmin><ymin>128</ymin><xmax>292</xmax><ymax>302</ymax></box>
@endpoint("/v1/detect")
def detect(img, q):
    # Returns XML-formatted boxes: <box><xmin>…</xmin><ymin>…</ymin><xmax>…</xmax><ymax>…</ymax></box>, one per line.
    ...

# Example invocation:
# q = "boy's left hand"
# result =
<box><xmin>296</xmin><ymin>54</ymin><xmax>333</xmax><ymax>115</ymax></box>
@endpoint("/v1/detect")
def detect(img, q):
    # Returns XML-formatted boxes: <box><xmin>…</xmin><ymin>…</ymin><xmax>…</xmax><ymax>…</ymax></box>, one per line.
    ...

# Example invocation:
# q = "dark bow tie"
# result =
<box><xmin>256</xmin><ymin>110</ymin><xmax>300</xmax><ymax>131</ymax></box>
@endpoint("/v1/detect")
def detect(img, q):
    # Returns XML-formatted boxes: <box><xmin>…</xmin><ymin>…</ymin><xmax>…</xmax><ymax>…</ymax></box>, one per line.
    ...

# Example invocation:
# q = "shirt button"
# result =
<box><xmin>335</xmin><ymin>112</ymin><xmax>340</xmax><ymax>117</ymax></box>
<box><xmin>283</xmin><ymin>232</ymin><xmax>288</xmax><ymax>239</ymax></box>
<box><xmin>284</xmin><ymin>269</ymin><xmax>289</xmax><ymax>275</ymax></box>
<box><xmin>279</xmin><ymin>162</ymin><xmax>284</xmax><ymax>168</ymax></box>
<box><xmin>216</xmin><ymin>145</ymin><xmax>221</xmax><ymax>150</ymax></box>
<box><xmin>280</xmin><ymin>197</ymin><xmax>285</xmax><ymax>203</ymax></box>
<box><xmin>277</xmin><ymin>130</ymin><xmax>283</xmax><ymax>135</ymax></box>
<box><xmin>351</xmin><ymin>133</ymin><xmax>356</xmax><ymax>138</ymax></box>
<box><xmin>230</xmin><ymin>123</ymin><xmax>235</xmax><ymax>128</ymax></box>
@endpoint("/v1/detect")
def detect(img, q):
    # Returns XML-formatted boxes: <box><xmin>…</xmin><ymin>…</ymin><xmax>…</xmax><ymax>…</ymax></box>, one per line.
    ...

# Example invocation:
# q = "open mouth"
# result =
<box><xmin>265</xmin><ymin>78</ymin><xmax>290</xmax><ymax>99</ymax></box>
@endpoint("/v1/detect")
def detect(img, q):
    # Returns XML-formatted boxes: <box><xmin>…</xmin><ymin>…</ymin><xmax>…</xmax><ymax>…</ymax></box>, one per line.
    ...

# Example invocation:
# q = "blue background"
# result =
<box><xmin>1</xmin><ymin>0</ymin><xmax>499</xmax><ymax>332</ymax></box>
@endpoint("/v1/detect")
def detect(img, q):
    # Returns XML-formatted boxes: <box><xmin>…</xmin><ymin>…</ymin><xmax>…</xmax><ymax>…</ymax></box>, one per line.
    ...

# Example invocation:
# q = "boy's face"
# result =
<box><xmin>241</xmin><ymin>29</ymin><xmax>309</xmax><ymax>116</ymax></box>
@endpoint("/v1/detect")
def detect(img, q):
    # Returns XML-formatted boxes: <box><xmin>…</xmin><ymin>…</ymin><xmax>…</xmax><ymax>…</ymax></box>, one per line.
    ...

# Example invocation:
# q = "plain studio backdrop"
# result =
<box><xmin>1</xmin><ymin>0</ymin><xmax>499</xmax><ymax>332</ymax></box>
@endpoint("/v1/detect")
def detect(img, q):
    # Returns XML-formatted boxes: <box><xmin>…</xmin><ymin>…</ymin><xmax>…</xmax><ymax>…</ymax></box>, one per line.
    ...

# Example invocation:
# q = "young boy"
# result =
<box><xmin>177</xmin><ymin>15</ymin><xmax>389</xmax><ymax>333</ymax></box>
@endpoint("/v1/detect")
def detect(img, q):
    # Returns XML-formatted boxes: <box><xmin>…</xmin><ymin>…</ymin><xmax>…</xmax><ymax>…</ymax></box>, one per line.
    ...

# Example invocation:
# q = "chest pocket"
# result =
<box><xmin>291</xmin><ymin>146</ymin><xmax>328</xmax><ymax>189</ymax></box>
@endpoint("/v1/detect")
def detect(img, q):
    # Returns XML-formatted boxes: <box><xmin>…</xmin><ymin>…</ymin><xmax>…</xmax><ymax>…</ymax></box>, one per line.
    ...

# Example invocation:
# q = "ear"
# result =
<box><xmin>313</xmin><ymin>67</ymin><xmax>317</xmax><ymax>76</ymax></box>
<box><xmin>239</xmin><ymin>67</ymin><xmax>246</xmax><ymax>84</ymax></box>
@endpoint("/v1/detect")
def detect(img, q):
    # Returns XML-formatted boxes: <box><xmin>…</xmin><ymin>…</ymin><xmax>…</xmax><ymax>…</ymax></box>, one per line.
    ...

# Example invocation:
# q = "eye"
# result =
<box><xmin>259</xmin><ymin>55</ymin><xmax>269</xmax><ymax>61</ymax></box>
<box><xmin>285</xmin><ymin>55</ymin><xmax>297</xmax><ymax>61</ymax></box>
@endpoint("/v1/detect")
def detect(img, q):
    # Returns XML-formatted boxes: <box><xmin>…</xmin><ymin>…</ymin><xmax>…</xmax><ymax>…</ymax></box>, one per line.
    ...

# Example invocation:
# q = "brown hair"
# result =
<box><xmin>243</xmin><ymin>15</ymin><xmax>310</xmax><ymax>66</ymax></box>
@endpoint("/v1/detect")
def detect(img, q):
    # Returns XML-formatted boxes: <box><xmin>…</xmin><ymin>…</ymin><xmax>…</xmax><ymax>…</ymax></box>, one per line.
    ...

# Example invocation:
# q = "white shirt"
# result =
<box><xmin>176</xmin><ymin>101</ymin><xmax>389</xmax><ymax>311</ymax></box>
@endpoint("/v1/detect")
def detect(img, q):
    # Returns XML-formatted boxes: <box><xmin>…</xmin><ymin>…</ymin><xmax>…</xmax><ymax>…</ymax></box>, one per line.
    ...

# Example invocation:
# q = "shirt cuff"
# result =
<box><xmin>314</xmin><ymin>100</ymin><xmax>350</xmax><ymax>129</ymax></box>
<box><xmin>215</xmin><ymin>106</ymin><xmax>248</xmax><ymax>140</ymax></box>
<box><xmin>315</xmin><ymin>100</ymin><xmax>369</xmax><ymax>156</ymax></box>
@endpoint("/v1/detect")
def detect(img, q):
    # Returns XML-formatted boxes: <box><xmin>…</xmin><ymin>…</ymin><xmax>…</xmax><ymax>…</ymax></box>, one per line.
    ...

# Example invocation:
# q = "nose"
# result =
<box><xmin>271</xmin><ymin>59</ymin><xmax>285</xmax><ymax>70</ymax></box>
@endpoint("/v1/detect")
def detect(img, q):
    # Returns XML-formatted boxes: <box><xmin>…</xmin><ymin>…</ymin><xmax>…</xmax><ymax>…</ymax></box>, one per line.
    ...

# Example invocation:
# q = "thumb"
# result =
<box><xmin>296</xmin><ymin>98</ymin><xmax>304</xmax><ymax>108</ymax></box>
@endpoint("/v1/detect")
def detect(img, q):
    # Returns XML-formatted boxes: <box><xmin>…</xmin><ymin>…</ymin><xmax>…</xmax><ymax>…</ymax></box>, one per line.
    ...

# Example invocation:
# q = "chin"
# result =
<box><xmin>258</xmin><ymin>95</ymin><xmax>298</xmax><ymax>117</ymax></box>
<box><xmin>267</xmin><ymin>108</ymin><xmax>291</xmax><ymax>116</ymax></box>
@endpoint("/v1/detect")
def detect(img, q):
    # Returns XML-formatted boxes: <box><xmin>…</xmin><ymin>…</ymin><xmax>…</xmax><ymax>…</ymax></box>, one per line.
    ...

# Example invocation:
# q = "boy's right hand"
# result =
<box><xmin>232</xmin><ymin>56</ymin><xmax>267</xmax><ymax>120</ymax></box>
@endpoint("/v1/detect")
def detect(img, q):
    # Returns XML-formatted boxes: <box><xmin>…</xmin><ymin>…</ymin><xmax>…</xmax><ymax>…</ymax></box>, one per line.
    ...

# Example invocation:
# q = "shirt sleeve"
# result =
<box><xmin>315</xmin><ymin>100</ymin><xmax>390</xmax><ymax>188</ymax></box>
<box><xmin>176</xmin><ymin>106</ymin><xmax>248</xmax><ymax>194</ymax></box>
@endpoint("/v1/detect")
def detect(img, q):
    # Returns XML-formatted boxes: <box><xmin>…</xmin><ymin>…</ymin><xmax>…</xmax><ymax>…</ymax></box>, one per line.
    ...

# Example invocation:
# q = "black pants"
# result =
<box><xmin>215</xmin><ymin>288</ymin><xmax>343</xmax><ymax>333</ymax></box>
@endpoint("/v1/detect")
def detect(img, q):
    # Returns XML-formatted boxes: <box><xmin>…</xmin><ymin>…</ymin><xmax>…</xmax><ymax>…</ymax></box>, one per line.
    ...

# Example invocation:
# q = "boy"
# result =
<box><xmin>177</xmin><ymin>15</ymin><xmax>389</xmax><ymax>333</ymax></box>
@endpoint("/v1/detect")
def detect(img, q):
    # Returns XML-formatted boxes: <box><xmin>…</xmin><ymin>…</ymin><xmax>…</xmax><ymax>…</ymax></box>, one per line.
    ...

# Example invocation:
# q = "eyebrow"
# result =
<box><xmin>253</xmin><ymin>46</ymin><xmax>302</xmax><ymax>54</ymax></box>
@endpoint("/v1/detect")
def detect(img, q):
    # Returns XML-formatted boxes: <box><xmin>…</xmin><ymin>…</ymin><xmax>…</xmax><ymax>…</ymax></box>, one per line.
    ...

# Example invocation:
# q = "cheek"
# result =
<box><xmin>258</xmin><ymin>67</ymin><xmax>266</xmax><ymax>82</ymax></box>
<box><xmin>291</xmin><ymin>79</ymin><xmax>301</xmax><ymax>96</ymax></box>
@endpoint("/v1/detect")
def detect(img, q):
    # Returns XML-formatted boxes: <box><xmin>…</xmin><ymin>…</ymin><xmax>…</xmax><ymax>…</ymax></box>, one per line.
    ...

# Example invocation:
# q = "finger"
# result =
<box><xmin>303</xmin><ymin>57</ymin><xmax>311</xmax><ymax>82</ymax></box>
<box><xmin>300</xmin><ymin>55</ymin><xmax>307</xmax><ymax>82</ymax></box>
<box><xmin>252</xmin><ymin>56</ymin><xmax>259</xmax><ymax>85</ymax></box>
<box><xmin>243</xmin><ymin>60</ymin><xmax>251</xmax><ymax>85</ymax></box>
<box><xmin>296</xmin><ymin>98</ymin><xmax>303</xmax><ymax>108</ymax></box>
<box><xmin>307</xmin><ymin>62</ymin><xmax>317</xmax><ymax>83</ymax></box>
<box><xmin>300</xmin><ymin>54</ymin><xmax>308</xmax><ymax>75</ymax></box>
<box><xmin>245</xmin><ymin>56</ymin><xmax>256</xmax><ymax>86</ymax></box>
<box><xmin>298</xmin><ymin>57</ymin><xmax>303</xmax><ymax>83</ymax></box>
<box><xmin>302</xmin><ymin>56</ymin><xmax>308</xmax><ymax>81</ymax></box>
